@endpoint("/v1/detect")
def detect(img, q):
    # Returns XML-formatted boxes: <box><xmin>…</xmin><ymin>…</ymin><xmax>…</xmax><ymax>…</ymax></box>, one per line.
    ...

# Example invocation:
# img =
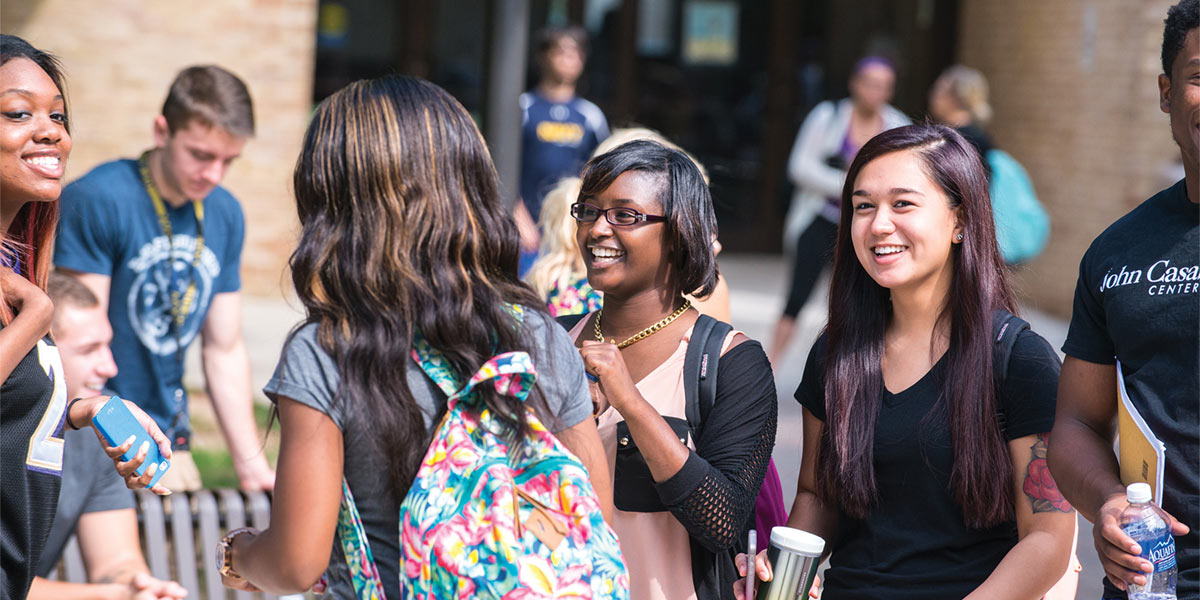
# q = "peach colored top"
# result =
<box><xmin>570</xmin><ymin>319</ymin><xmax>736</xmax><ymax>600</ymax></box>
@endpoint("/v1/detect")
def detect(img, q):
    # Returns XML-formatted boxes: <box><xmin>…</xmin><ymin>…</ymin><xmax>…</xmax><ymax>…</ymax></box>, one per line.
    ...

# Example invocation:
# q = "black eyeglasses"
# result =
<box><xmin>570</xmin><ymin>202</ymin><xmax>667</xmax><ymax>226</ymax></box>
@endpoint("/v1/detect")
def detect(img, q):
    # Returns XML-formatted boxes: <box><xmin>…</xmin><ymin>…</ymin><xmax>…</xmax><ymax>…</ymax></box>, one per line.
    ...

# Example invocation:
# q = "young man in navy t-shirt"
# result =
<box><xmin>54</xmin><ymin>65</ymin><xmax>274</xmax><ymax>492</ymax></box>
<box><xmin>1048</xmin><ymin>2</ymin><xmax>1199</xmax><ymax>597</ymax></box>
<box><xmin>514</xmin><ymin>26</ymin><xmax>609</xmax><ymax>275</ymax></box>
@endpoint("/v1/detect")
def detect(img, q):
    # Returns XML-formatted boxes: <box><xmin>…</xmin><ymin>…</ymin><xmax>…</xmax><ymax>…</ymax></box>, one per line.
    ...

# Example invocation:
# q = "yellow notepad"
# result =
<box><xmin>1116</xmin><ymin>360</ymin><xmax>1166</xmax><ymax>506</ymax></box>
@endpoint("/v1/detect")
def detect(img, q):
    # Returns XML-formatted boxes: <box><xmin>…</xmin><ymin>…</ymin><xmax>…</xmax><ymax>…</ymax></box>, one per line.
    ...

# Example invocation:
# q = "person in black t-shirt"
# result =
<box><xmin>1</xmin><ymin>35</ymin><xmax>172</xmax><ymax>600</ymax></box>
<box><xmin>1048</xmin><ymin>2</ymin><xmax>1199</xmax><ymax>598</ymax></box>
<box><xmin>736</xmin><ymin>125</ymin><xmax>1077</xmax><ymax>599</ymax></box>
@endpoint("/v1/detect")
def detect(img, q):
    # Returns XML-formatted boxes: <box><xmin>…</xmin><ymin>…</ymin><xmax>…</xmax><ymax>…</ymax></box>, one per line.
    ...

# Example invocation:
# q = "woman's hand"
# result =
<box><xmin>0</xmin><ymin>267</ymin><xmax>54</xmax><ymax>381</ymax></box>
<box><xmin>82</xmin><ymin>397</ymin><xmax>174</xmax><ymax>495</ymax></box>
<box><xmin>0</xmin><ymin>266</ymin><xmax>54</xmax><ymax>320</ymax></box>
<box><xmin>734</xmin><ymin>549</ymin><xmax>770</xmax><ymax>599</ymax></box>
<box><xmin>578</xmin><ymin>340</ymin><xmax>640</xmax><ymax>413</ymax></box>
<box><xmin>220</xmin><ymin>531</ymin><xmax>263</xmax><ymax>593</ymax></box>
<box><xmin>734</xmin><ymin>550</ymin><xmax>820</xmax><ymax>599</ymax></box>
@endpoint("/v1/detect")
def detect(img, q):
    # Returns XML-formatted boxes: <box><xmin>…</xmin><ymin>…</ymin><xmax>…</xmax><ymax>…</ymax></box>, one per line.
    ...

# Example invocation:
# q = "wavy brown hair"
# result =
<box><xmin>289</xmin><ymin>75</ymin><xmax>547</xmax><ymax>498</ymax></box>
<box><xmin>818</xmin><ymin>124</ymin><xmax>1016</xmax><ymax>528</ymax></box>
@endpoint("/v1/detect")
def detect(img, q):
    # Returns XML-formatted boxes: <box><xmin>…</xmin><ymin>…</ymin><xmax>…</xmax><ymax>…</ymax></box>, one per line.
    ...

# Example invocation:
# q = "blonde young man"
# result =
<box><xmin>28</xmin><ymin>273</ymin><xmax>186</xmax><ymax>600</ymax></box>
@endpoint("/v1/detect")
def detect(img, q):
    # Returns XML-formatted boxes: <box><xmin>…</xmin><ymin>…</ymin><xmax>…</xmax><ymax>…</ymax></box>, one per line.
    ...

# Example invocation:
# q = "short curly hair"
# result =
<box><xmin>1162</xmin><ymin>0</ymin><xmax>1199</xmax><ymax>79</ymax></box>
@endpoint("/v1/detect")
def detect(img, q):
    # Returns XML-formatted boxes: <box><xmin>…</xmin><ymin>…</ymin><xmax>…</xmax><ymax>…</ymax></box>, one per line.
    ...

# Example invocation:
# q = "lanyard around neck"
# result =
<box><xmin>138</xmin><ymin>150</ymin><xmax>205</xmax><ymax>333</ymax></box>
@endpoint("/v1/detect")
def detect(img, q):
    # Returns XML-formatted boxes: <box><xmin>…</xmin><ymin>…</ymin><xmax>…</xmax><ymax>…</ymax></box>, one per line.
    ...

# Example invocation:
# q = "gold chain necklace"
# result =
<box><xmin>594</xmin><ymin>299</ymin><xmax>692</xmax><ymax>349</ymax></box>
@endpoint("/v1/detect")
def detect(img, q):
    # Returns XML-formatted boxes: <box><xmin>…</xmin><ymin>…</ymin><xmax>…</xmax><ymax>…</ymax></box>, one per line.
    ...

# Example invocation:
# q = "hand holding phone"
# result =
<box><xmin>91</xmin><ymin>396</ymin><xmax>171</xmax><ymax>490</ymax></box>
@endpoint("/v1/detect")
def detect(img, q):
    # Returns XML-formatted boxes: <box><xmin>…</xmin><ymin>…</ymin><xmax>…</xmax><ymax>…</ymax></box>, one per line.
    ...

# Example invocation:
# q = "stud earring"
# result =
<box><xmin>956</xmin><ymin>233</ymin><xmax>964</xmax><ymax>242</ymax></box>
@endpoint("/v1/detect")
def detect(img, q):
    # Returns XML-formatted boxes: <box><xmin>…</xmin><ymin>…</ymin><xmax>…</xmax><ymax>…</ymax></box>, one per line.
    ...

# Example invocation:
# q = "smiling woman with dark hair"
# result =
<box><xmin>738</xmin><ymin>124</ymin><xmax>1076</xmax><ymax>599</ymax></box>
<box><xmin>567</xmin><ymin>139</ymin><xmax>777</xmax><ymax>600</ymax></box>
<box><xmin>1</xmin><ymin>34</ymin><xmax>171</xmax><ymax>600</ymax></box>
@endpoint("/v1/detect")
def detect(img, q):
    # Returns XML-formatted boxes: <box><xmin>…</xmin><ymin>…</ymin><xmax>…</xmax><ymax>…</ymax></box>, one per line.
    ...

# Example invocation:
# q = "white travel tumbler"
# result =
<box><xmin>755</xmin><ymin>527</ymin><xmax>825</xmax><ymax>600</ymax></box>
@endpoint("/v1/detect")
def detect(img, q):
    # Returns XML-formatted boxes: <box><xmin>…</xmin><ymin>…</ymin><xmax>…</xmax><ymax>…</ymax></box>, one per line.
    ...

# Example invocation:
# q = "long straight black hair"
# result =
<box><xmin>818</xmin><ymin>124</ymin><xmax>1016</xmax><ymax>528</ymax></box>
<box><xmin>289</xmin><ymin>75</ymin><xmax>547</xmax><ymax>499</ymax></box>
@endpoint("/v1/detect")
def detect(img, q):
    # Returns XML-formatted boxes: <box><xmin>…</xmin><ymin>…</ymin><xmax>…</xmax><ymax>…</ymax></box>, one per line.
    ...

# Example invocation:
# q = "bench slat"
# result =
<box><xmin>138</xmin><ymin>491</ymin><xmax>170</xmax><ymax>579</ymax></box>
<box><xmin>217</xmin><ymin>489</ymin><xmax>254</xmax><ymax>600</ymax></box>
<box><xmin>246</xmin><ymin>491</ymin><xmax>279</xmax><ymax>600</ymax></box>
<box><xmin>196</xmin><ymin>490</ymin><xmax>225</xmax><ymax>600</ymax></box>
<box><xmin>169</xmin><ymin>492</ymin><xmax>199</xmax><ymax>597</ymax></box>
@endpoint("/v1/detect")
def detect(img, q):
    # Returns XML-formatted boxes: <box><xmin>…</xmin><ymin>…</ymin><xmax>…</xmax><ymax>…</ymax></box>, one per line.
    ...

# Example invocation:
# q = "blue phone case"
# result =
<box><xmin>92</xmin><ymin>396</ymin><xmax>170</xmax><ymax>488</ymax></box>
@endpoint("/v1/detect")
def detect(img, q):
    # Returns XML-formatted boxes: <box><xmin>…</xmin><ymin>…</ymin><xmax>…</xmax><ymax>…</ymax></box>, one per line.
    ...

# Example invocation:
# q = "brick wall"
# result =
<box><xmin>958</xmin><ymin>0</ymin><xmax>1181</xmax><ymax>316</ymax></box>
<box><xmin>2</xmin><ymin>0</ymin><xmax>317</xmax><ymax>298</ymax></box>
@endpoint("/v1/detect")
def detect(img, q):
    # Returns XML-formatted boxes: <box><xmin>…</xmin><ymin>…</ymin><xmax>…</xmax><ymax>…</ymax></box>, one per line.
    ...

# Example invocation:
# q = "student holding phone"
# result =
<box><xmin>27</xmin><ymin>273</ymin><xmax>186</xmax><ymax>600</ymax></box>
<box><xmin>1</xmin><ymin>35</ymin><xmax>172</xmax><ymax>600</ymax></box>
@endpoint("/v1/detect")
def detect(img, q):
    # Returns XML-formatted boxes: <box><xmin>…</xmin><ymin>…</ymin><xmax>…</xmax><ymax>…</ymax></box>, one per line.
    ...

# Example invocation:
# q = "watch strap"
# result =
<box><xmin>218</xmin><ymin>527</ymin><xmax>257</xmax><ymax>578</ymax></box>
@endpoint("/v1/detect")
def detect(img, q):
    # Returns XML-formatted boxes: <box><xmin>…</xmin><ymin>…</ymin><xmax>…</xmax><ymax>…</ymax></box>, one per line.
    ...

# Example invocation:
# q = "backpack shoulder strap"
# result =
<box><xmin>683</xmin><ymin>314</ymin><xmax>734</xmax><ymax>441</ymax></box>
<box><xmin>330</xmin><ymin>478</ymin><xmax>387</xmax><ymax>599</ymax></box>
<box><xmin>412</xmin><ymin>304</ymin><xmax>530</xmax><ymax>400</ymax></box>
<box><xmin>991</xmin><ymin>309</ymin><xmax>1030</xmax><ymax>434</ymax></box>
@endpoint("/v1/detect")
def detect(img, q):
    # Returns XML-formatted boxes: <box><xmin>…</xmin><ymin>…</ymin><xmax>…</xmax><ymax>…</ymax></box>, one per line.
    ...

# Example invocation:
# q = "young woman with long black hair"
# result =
<box><xmin>737</xmin><ymin>125</ymin><xmax>1076</xmax><ymax>599</ymax></box>
<box><xmin>216</xmin><ymin>75</ymin><xmax>612</xmax><ymax>598</ymax></box>
<box><xmin>1</xmin><ymin>35</ymin><xmax>171</xmax><ymax>600</ymax></box>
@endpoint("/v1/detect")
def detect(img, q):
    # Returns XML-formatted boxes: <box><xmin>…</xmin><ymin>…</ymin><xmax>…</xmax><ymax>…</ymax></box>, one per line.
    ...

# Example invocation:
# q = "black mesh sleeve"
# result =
<box><xmin>654</xmin><ymin>340</ymin><xmax>778</xmax><ymax>552</ymax></box>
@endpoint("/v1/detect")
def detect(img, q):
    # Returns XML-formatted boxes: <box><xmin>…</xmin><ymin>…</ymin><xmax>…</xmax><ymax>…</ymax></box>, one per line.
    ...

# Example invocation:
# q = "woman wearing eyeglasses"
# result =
<box><xmin>565</xmin><ymin>139</ymin><xmax>777</xmax><ymax>600</ymax></box>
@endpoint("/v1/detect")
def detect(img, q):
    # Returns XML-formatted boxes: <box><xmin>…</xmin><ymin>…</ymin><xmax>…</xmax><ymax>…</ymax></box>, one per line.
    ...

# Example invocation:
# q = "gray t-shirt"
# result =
<box><xmin>36</xmin><ymin>428</ymin><xmax>137</xmax><ymax>577</ymax></box>
<box><xmin>262</xmin><ymin>310</ymin><xmax>592</xmax><ymax>599</ymax></box>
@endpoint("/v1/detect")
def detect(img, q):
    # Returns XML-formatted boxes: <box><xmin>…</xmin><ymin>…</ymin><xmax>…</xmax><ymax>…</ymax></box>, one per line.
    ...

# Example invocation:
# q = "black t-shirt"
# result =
<box><xmin>795</xmin><ymin>329</ymin><xmax>1060</xmax><ymax>599</ymax></box>
<box><xmin>1</xmin><ymin>334</ymin><xmax>66</xmax><ymax>600</ymax></box>
<box><xmin>1062</xmin><ymin>179</ymin><xmax>1199</xmax><ymax>598</ymax></box>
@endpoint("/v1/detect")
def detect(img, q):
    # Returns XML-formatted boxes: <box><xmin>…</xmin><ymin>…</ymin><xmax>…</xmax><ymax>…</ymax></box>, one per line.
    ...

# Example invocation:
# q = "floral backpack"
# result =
<box><xmin>329</xmin><ymin>326</ymin><xmax>629</xmax><ymax>599</ymax></box>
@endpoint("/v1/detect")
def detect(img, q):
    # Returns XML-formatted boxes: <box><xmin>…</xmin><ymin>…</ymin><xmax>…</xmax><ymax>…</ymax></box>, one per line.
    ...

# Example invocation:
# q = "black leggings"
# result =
<box><xmin>783</xmin><ymin>217</ymin><xmax>838</xmax><ymax>318</ymax></box>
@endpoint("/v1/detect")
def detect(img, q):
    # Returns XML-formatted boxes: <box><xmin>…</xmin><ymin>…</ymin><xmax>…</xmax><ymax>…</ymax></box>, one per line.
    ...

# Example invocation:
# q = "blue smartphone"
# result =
<box><xmin>92</xmin><ymin>396</ymin><xmax>170</xmax><ymax>488</ymax></box>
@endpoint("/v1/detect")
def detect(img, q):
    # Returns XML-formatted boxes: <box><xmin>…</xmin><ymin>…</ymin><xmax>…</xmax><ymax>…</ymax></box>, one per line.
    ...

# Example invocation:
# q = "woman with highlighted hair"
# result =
<box><xmin>216</xmin><ymin>75</ymin><xmax>616</xmax><ymax>598</ymax></box>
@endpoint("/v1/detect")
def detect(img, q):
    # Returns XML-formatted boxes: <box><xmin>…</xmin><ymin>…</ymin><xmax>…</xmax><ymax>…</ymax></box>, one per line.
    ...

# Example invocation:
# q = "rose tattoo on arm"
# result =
<box><xmin>1023</xmin><ymin>433</ymin><xmax>1074</xmax><ymax>513</ymax></box>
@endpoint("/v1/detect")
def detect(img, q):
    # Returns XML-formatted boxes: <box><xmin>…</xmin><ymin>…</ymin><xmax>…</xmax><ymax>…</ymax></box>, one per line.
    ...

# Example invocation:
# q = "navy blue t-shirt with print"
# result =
<box><xmin>519</xmin><ymin>91</ymin><xmax>608</xmax><ymax>221</ymax></box>
<box><xmin>1062</xmin><ymin>179</ymin><xmax>1199</xmax><ymax>599</ymax></box>
<box><xmin>54</xmin><ymin>158</ymin><xmax>245</xmax><ymax>449</ymax></box>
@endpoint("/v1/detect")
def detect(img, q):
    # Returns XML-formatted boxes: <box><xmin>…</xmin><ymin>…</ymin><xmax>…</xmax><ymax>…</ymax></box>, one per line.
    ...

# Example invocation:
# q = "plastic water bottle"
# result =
<box><xmin>1120</xmin><ymin>483</ymin><xmax>1177</xmax><ymax>600</ymax></box>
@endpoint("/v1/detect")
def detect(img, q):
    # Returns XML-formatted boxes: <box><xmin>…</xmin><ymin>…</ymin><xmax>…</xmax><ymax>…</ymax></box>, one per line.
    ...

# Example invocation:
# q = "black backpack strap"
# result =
<box><xmin>991</xmin><ymin>309</ymin><xmax>1030</xmax><ymax>434</ymax></box>
<box><xmin>555</xmin><ymin>312</ymin><xmax>588</xmax><ymax>332</ymax></box>
<box><xmin>683</xmin><ymin>314</ymin><xmax>734</xmax><ymax>442</ymax></box>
